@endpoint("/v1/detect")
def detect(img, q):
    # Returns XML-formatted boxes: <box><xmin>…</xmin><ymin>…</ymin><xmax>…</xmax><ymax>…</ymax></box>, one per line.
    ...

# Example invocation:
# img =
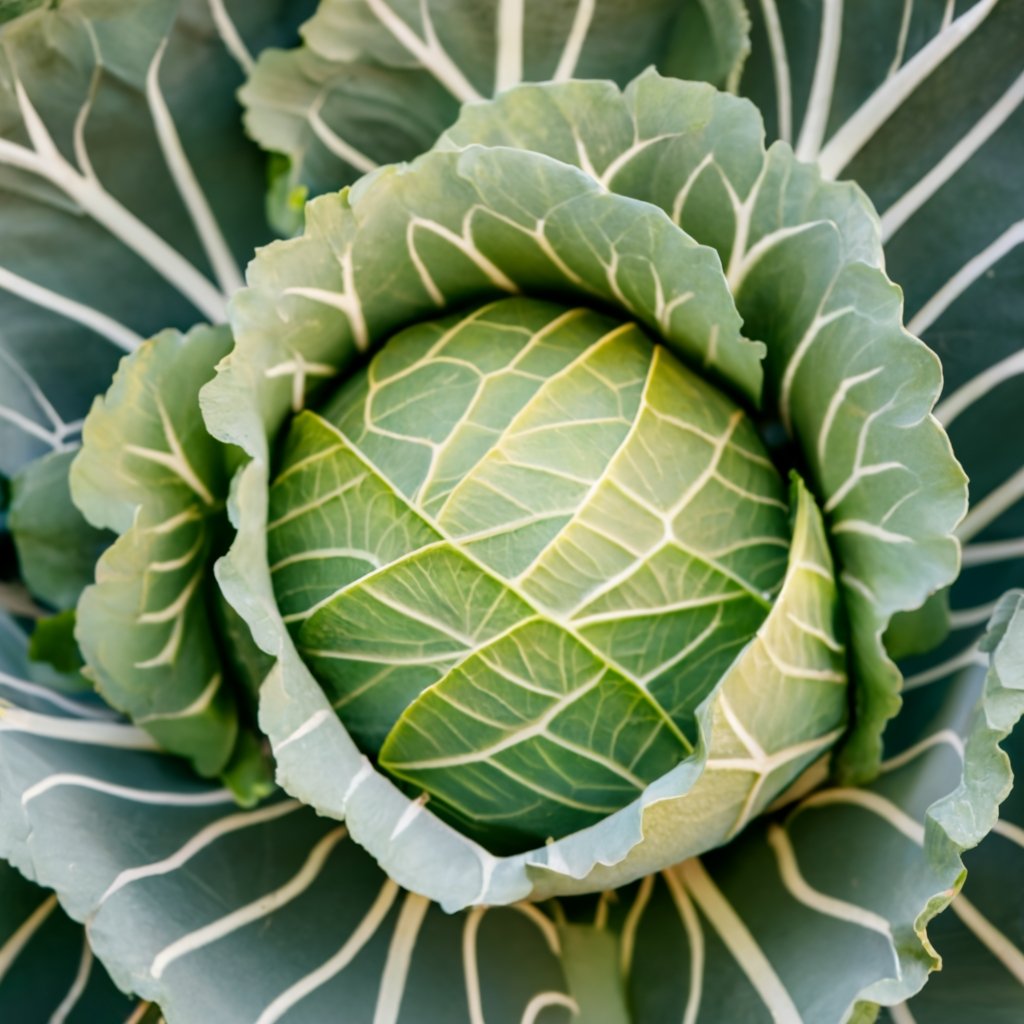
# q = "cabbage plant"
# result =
<box><xmin>0</xmin><ymin>1</ymin><xmax>1022</xmax><ymax>1022</ymax></box>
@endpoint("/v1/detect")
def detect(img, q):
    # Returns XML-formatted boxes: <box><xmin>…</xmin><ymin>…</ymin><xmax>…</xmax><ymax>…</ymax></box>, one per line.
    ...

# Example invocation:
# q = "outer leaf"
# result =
<box><xmin>28</xmin><ymin>610</ymin><xmax>86</xmax><ymax>677</ymax></box>
<box><xmin>741</xmin><ymin>5</ymin><xmax>1024</xmax><ymax>1013</ymax></box>
<box><xmin>240</xmin><ymin>0</ymin><xmax>751</xmax><ymax>228</ymax></box>
<box><xmin>70</xmin><ymin>325</ymin><xmax>245</xmax><ymax>781</ymax></box>
<box><xmin>1</xmin><ymin>592</ymin><xmax>1022</xmax><ymax>1022</ymax></box>
<box><xmin>661</xmin><ymin>0</ymin><xmax>751</xmax><ymax>92</ymax></box>
<box><xmin>0</xmin><ymin>0</ymin><xmax>305</xmax><ymax>478</ymax></box>
<box><xmin>741</xmin><ymin>1</ymin><xmax>1023</xmax><ymax>679</ymax></box>
<box><xmin>8</xmin><ymin>448</ymin><xmax>112</xmax><ymax>610</ymax></box>
<box><xmin>884</xmin><ymin>717</ymin><xmax>1024</xmax><ymax>1024</ymax></box>
<box><xmin>0</xmin><ymin>861</ymin><xmax>137</xmax><ymax>1022</ymax></box>
<box><xmin>620</xmin><ymin>592</ymin><xmax>1024</xmax><ymax>1022</ymax></box>
<box><xmin>0</xmin><ymin>615</ymin><xmax>582</xmax><ymax>1024</ymax></box>
<box><xmin>437</xmin><ymin>70</ymin><xmax>968</xmax><ymax>783</ymax></box>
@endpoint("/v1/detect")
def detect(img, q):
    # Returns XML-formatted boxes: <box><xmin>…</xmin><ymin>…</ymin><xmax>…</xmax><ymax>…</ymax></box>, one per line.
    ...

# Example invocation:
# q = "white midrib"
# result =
<box><xmin>0</xmin><ymin>670</ymin><xmax>120</xmax><ymax>719</ymax></box>
<box><xmin>553</xmin><ymin>0</ymin><xmax>596</xmax><ymax>81</ymax></box>
<box><xmin>372</xmin><ymin>892</ymin><xmax>431</xmax><ymax>1024</ymax></box>
<box><xmin>661</xmin><ymin>867</ymin><xmax>704</xmax><ymax>1024</ymax></box>
<box><xmin>800</xmin><ymin>787</ymin><xmax>1024</xmax><ymax>986</ymax></box>
<box><xmin>407</xmin><ymin>213</ymin><xmax>518</xmax><ymax>307</ymax></box>
<box><xmin>49</xmin><ymin>938</ymin><xmax>93</xmax><ymax>1024</ymax></box>
<box><xmin>957</xmin><ymin>462</ymin><xmax>1024</xmax><ymax>543</ymax></box>
<box><xmin>207</xmin><ymin>0</ymin><xmax>254</xmax><ymax>73</ymax></box>
<box><xmin>97</xmin><ymin>799</ymin><xmax>301</xmax><ymax>905</ymax></box>
<box><xmin>675</xmin><ymin>859</ymin><xmax>802</xmax><ymax>1022</ymax></box>
<box><xmin>758</xmin><ymin>0</ymin><xmax>792</xmax><ymax>144</ymax></box>
<box><xmin>308</xmin><ymin>93</ymin><xmax>379</xmax><ymax>174</ymax></box>
<box><xmin>816</xmin><ymin>0</ymin><xmax>1001</xmax><ymax>179</ymax></box>
<box><xmin>146</xmin><ymin>39</ymin><xmax>243</xmax><ymax>297</ymax></box>
<box><xmin>494</xmin><ymin>0</ymin><xmax>524</xmax><ymax>92</ymax></box>
<box><xmin>150</xmin><ymin>826</ymin><xmax>348</xmax><ymax>980</ymax></box>
<box><xmin>766</xmin><ymin>824</ymin><xmax>894</xmax><ymax>940</ymax></box>
<box><xmin>0</xmin><ymin>328</ymin><xmax>91</xmax><ymax>451</ymax></box>
<box><xmin>0</xmin><ymin>346</ymin><xmax>77</xmax><ymax>437</ymax></box>
<box><xmin>794</xmin><ymin>0</ymin><xmax>843</xmax><ymax>163</ymax></box>
<box><xmin>880</xmin><ymin>68</ymin><xmax>1024</xmax><ymax>241</ymax></box>
<box><xmin>251</xmin><ymin>877</ymin><xmax>400</xmax><ymax>1024</ymax></box>
<box><xmin>3</xmin><ymin>72</ymin><xmax>227</xmax><ymax>322</ymax></box>
<box><xmin>0</xmin><ymin>707</ymin><xmax>158</xmax><ymax>749</ymax></box>
<box><xmin>22</xmin><ymin>773</ymin><xmax>233</xmax><ymax>808</ymax></box>
<box><xmin>365</xmin><ymin>0</ymin><xmax>482</xmax><ymax>103</ymax></box>
<box><xmin>911</xmin><ymin>219</ymin><xmax>1024</xmax><ymax>340</ymax></box>
<box><xmin>0</xmin><ymin>266</ymin><xmax>142</xmax><ymax>352</ymax></box>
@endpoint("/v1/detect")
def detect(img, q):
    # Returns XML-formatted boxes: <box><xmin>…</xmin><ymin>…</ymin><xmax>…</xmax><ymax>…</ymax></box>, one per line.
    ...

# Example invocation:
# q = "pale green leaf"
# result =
<box><xmin>71</xmin><ymin>324</ymin><xmax>261</xmax><ymax>787</ymax></box>
<box><xmin>27</xmin><ymin>610</ymin><xmax>84</xmax><ymax>678</ymax></box>
<box><xmin>240</xmin><ymin>0</ymin><xmax>751</xmax><ymax>227</ymax></box>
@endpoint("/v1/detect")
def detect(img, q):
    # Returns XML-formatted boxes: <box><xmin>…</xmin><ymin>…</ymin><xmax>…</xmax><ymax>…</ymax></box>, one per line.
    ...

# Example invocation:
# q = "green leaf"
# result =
<box><xmin>884</xmin><ymin>589</ymin><xmax>951</xmax><ymax>662</ymax></box>
<box><xmin>240</xmin><ymin>0</ymin><xmax>751</xmax><ymax>225</ymax></box>
<box><xmin>739</xmin><ymin>8</ymin><xmax>1024</xmax><ymax>1014</ymax></box>
<box><xmin>437</xmin><ymin>69</ymin><xmax>968</xmax><ymax>784</ymax></box>
<box><xmin>621</xmin><ymin>594</ymin><xmax>1024</xmax><ymax>1022</ymax></box>
<box><xmin>264</xmin><ymin>296</ymin><xmax>788</xmax><ymax>850</ymax></box>
<box><xmin>0</xmin><ymin>0</ymin><xmax>305</xmax><ymax>478</ymax></box>
<box><xmin>27</xmin><ymin>610</ymin><xmax>85</xmax><ymax>677</ymax></box>
<box><xmin>0</xmin><ymin>860</ymin><xmax>137</xmax><ymax>1022</ymax></box>
<box><xmin>660</xmin><ymin>0</ymin><xmax>751</xmax><ymax>92</ymax></box>
<box><xmin>0</xmin><ymin>1</ymin><xmax>45</xmax><ymax>28</ymax></box>
<box><xmin>0</xmin><ymin>589</ymin><xmax>1021</xmax><ymax>1021</ymax></box>
<box><xmin>71</xmin><ymin>324</ymin><xmax>243</xmax><ymax>780</ymax></box>
<box><xmin>0</xmin><ymin>614</ymin><xmax>577</xmax><ymax>1023</ymax></box>
<box><xmin>884</xmin><ymin>693</ymin><xmax>1024</xmax><ymax>1023</ymax></box>
<box><xmin>8</xmin><ymin>448</ymin><xmax>113</xmax><ymax>610</ymax></box>
<box><xmin>0</xmin><ymin>602</ymin><xmax>95</xmax><ymax>697</ymax></box>
<box><xmin>380</xmin><ymin>616</ymin><xmax>690</xmax><ymax>852</ymax></box>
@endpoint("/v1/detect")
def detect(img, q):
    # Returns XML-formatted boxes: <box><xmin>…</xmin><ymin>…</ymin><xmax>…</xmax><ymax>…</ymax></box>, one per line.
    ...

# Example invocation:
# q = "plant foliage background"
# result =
<box><xmin>0</xmin><ymin>1</ymin><xmax>1022</xmax><ymax>1022</ymax></box>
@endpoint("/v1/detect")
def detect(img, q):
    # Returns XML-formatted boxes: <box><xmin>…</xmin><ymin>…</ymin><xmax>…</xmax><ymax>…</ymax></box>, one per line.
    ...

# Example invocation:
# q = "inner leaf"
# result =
<box><xmin>267</xmin><ymin>296</ymin><xmax>790</xmax><ymax>851</ymax></box>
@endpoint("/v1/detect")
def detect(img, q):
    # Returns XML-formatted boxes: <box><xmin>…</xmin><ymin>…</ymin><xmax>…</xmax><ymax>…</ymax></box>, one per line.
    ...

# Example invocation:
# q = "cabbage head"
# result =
<box><xmin>1</xmin><ymin>2</ymin><xmax>1022</xmax><ymax>1022</ymax></box>
<box><xmin>69</xmin><ymin>71</ymin><xmax>966</xmax><ymax>907</ymax></box>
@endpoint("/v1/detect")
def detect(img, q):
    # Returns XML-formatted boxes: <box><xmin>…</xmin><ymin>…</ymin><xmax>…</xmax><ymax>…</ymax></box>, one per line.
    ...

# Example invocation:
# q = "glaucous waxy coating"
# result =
<box><xmin>268</xmin><ymin>297</ymin><xmax>790</xmax><ymax>852</ymax></box>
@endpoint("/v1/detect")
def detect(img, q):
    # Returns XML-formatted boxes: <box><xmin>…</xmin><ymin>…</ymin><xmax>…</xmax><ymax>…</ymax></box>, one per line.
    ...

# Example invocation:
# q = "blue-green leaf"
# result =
<box><xmin>0</xmin><ymin>860</ymin><xmax>137</xmax><ymax>1022</ymax></box>
<box><xmin>0</xmin><ymin>0</ymin><xmax>306</xmax><ymax>478</ymax></box>
<box><xmin>240</xmin><ymin>0</ymin><xmax>752</xmax><ymax>230</ymax></box>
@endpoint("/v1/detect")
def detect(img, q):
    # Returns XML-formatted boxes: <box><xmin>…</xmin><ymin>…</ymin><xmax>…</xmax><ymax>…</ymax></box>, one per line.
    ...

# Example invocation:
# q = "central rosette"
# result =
<box><xmin>268</xmin><ymin>297</ymin><xmax>790</xmax><ymax>853</ymax></box>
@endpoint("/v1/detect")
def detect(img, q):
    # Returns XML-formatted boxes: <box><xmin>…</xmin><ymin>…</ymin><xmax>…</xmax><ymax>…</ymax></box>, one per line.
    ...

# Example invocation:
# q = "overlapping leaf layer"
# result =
<box><xmin>1</xmin><ymin>1</ymin><xmax>1020</xmax><ymax>1021</ymax></box>
<box><xmin>267</xmin><ymin>297</ymin><xmax>798</xmax><ymax>848</ymax></box>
